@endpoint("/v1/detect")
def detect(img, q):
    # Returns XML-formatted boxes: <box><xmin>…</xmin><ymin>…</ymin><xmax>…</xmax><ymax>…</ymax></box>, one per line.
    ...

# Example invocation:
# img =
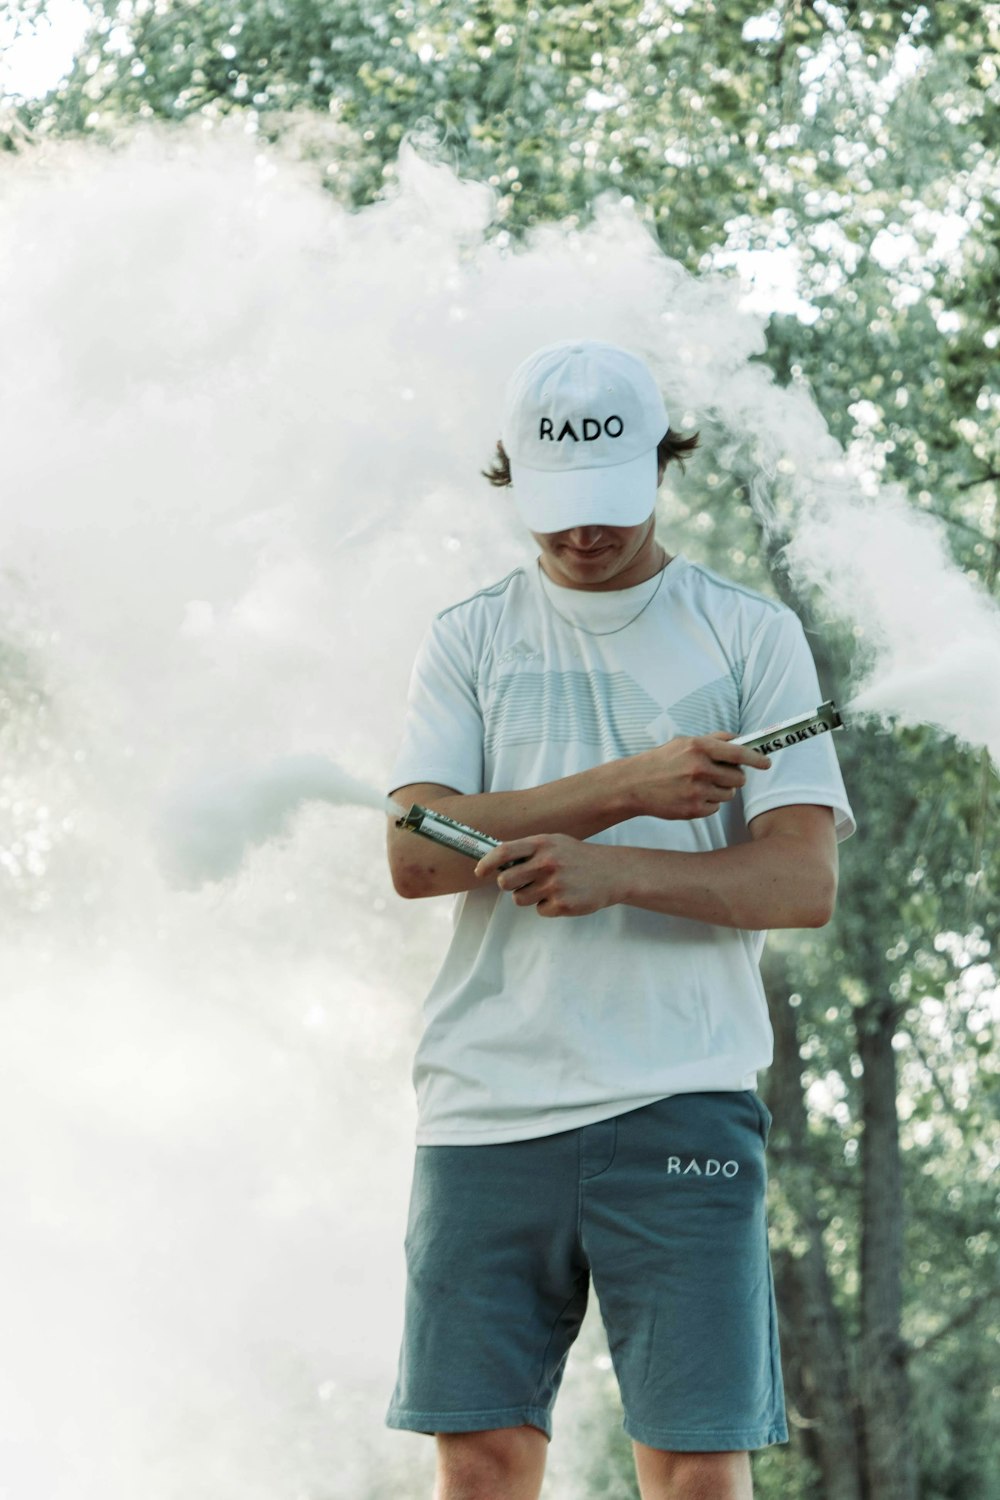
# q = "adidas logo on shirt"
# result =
<box><xmin>496</xmin><ymin>640</ymin><xmax>542</xmax><ymax>667</ymax></box>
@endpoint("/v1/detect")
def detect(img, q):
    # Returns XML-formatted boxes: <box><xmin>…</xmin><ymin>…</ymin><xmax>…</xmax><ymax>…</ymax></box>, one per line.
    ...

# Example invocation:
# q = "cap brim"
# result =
<box><xmin>509</xmin><ymin>447</ymin><xmax>658</xmax><ymax>531</ymax></box>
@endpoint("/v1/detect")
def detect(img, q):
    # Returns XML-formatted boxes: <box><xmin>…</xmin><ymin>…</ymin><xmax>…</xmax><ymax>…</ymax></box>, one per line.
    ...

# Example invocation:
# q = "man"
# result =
<box><xmin>383</xmin><ymin>339</ymin><xmax>856</xmax><ymax>1500</ymax></box>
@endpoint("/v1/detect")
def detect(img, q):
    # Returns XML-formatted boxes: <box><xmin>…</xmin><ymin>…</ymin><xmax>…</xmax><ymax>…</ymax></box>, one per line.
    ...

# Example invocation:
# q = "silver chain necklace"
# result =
<box><xmin>536</xmin><ymin>550</ymin><xmax>671</xmax><ymax>637</ymax></box>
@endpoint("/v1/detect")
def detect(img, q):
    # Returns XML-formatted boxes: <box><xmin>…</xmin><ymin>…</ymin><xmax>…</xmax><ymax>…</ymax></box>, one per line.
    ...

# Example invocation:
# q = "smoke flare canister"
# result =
<box><xmin>732</xmin><ymin>699</ymin><xmax>844</xmax><ymax>755</ymax></box>
<box><xmin>394</xmin><ymin>803</ymin><xmax>537</xmax><ymax>869</ymax></box>
<box><xmin>396</xmin><ymin>701</ymin><xmax>846</xmax><ymax>861</ymax></box>
<box><xmin>395</xmin><ymin>804</ymin><xmax>500</xmax><ymax>860</ymax></box>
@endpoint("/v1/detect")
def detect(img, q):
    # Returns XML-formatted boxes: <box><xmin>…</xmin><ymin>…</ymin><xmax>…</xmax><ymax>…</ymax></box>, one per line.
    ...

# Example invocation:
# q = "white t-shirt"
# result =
<box><xmin>388</xmin><ymin>552</ymin><xmax>856</xmax><ymax>1145</ymax></box>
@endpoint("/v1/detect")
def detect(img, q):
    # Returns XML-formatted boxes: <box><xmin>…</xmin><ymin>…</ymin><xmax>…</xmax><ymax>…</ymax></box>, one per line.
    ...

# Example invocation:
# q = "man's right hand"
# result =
<box><xmin>626</xmin><ymin>731</ymin><xmax>772</xmax><ymax>821</ymax></box>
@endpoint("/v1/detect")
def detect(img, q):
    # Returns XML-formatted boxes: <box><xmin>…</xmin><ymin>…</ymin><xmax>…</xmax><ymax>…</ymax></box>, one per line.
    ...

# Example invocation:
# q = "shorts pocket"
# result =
<box><xmin>746</xmin><ymin>1090</ymin><xmax>773</xmax><ymax>1144</ymax></box>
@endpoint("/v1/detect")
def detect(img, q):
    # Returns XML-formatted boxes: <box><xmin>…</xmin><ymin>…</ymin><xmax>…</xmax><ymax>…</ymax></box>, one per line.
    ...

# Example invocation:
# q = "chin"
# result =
<box><xmin>561</xmin><ymin>550</ymin><xmax>617</xmax><ymax>567</ymax></box>
<box><xmin>562</xmin><ymin>561</ymin><xmax>614</xmax><ymax>580</ymax></box>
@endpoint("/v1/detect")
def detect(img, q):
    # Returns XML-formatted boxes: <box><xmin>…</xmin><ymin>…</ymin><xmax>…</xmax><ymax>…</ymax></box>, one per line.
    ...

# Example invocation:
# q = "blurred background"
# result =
<box><xmin>0</xmin><ymin>3</ymin><xmax>997</xmax><ymax>1498</ymax></box>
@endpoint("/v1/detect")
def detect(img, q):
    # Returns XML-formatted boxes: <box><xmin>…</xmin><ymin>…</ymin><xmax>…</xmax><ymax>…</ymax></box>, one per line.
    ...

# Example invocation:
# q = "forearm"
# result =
<box><xmin>603</xmin><ymin>835</ymin><xmax>835</xmax><ymax>930</ymax></box>
<box><xmin>390</xmin><ymin>760</ymin><xmax>637</xmax><ymax>898</ymax></box>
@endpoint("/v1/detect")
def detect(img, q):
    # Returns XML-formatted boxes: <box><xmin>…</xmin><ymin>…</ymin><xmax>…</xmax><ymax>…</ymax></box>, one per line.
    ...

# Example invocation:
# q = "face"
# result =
<box><xmin>530</xmin><ymin>459</ymin><xmax>668</xmax><ymax>592</ymax></box>
<box><xmin>531</xmin><ymin>513</ymin><xmax>663</xmax><ymax>591</ymax></box>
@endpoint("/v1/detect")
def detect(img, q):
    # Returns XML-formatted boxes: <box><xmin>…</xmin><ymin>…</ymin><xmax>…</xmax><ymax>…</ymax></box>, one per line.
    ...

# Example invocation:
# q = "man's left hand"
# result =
<box><xmin>474</xmin><ymin>834</ymin><xmax>621</xmax><ymax>918</ymax></box>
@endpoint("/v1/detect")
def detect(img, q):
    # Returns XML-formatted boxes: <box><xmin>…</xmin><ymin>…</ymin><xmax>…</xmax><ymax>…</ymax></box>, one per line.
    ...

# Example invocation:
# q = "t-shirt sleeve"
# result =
<box><xmin>738</xmin><ymin>608</ymin><xmax>857</xmax><ymax>843</ymax></box>
<box><xmin>385</xmin><ymin>613</ymin><xmax>485</xmax><ymax>799</ymax></box>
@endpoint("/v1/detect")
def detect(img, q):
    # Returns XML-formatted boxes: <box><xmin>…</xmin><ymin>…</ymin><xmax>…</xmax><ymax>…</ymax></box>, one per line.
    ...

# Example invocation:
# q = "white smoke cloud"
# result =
<box><xmin>782</xmin><ymin>483</ymin><xmax>1000</xmax><ymax>758</ymax></box>
<box><xmin>0</xmin><ymin>113</ymin><xmax>995</xmax><ymax>1498</ymax></box>
<box><xmin>154</xmin><ymin>753</ymin><xmax>406</xmax><ymax>888</ymax></box>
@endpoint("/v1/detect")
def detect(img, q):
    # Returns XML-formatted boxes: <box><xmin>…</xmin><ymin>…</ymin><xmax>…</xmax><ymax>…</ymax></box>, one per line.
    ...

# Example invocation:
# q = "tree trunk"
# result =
<box><xmin>762</xmin><ymin>948</ymin><xmax>865</xmax><ymax>1500</ymax></box>
<box><xmin>761</xmin><ymin>522</ymin><xmax>918</xmax><ymax>1498</ymax></box>
<box><xmin>856</xmin><ymin>995</ymin><xmax>919</xmax><ymax>1500</ymax></box>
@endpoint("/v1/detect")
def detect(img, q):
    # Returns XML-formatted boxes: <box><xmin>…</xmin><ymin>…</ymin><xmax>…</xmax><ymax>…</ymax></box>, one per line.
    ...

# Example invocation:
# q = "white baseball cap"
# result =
<box><xmin>500</xmin><ymin>339</ymin><xmax>670</xmax><ymax>531</ymax></box>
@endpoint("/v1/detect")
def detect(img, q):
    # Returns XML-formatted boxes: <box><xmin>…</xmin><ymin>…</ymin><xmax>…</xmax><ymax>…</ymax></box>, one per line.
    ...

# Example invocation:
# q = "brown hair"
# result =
<box><xmin>481</xmin><ymin>428</ymin><xmax>700</xmax><ymax>487</ymax></box>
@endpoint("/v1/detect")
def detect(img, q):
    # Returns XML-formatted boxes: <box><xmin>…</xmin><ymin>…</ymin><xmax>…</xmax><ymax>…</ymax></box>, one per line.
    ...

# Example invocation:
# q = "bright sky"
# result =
<box><xmin>0</xmin><ymin>0</ymin><xmax>94</xmax><ymax>102</ymax></box>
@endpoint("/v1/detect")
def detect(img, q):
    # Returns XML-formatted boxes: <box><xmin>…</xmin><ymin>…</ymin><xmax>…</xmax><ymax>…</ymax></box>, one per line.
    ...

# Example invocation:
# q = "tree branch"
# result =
<box><xmin>903</xmin><ymin>1028</ymin><xmax>955</xmax><ymax>1118</ymax></box>
<box><xmin>904</xmin><ymin>1284</ymin><xmax>1000</xmax><ymax>1363</ymax></box>
<box><xmin>956</xmin><ymin>471</ymin><xmax>1000</xmax><ymax>491</ymax></box>
<box><xmin>919</xmin><ymin>502</ymin><xmax>1000</xmax><ymax>550</ymax></box>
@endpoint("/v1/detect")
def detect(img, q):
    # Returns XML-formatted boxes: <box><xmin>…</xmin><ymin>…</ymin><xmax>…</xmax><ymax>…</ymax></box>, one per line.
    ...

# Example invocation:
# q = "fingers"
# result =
<box><xmin>700</xmin><ymin>731</ymin><xmax>771</xmax><ymax>771</ymax></box>
<box><xmin>474</xmin><ymin>841</ymin><xmax>536</xmax><ymax>878</ymax></box>
<box><xmin>698</xmin><ymin>789</ymin><xmax>736</xmax><ymax>810</ymax></box>
<box><xmin>489</xmin><ymin>862</ymin><xmax>538</xmax><ymax>901</ymax></box>
<box><xmin>476</xmin><ymin>837</ymin><xmax>553</xmax><ymax>897</ymax></box>
<box><xmin>709</xmin><ymin>767</ymin><xmax>749</xmax><ymax>790</ymax></box>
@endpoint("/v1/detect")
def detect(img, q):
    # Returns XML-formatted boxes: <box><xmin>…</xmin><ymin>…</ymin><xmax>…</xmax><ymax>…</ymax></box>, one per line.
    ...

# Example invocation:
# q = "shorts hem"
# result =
<box><xmin>386</xmin><ymin>1404</ymin><xmax>553</xmax><ymax>1440</ymax></box>
<box><xmin>623</xmin><ymin>1417</ymin><xmax>789</xmax><ymax>1451</ymax></box>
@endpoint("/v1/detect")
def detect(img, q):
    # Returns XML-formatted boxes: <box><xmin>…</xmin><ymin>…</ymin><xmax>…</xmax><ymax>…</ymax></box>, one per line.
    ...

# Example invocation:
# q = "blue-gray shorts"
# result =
<box><xmin>385</xmin><ymin>1090</ymin><xmax>787</xmax><ymax>1452</ymax></box>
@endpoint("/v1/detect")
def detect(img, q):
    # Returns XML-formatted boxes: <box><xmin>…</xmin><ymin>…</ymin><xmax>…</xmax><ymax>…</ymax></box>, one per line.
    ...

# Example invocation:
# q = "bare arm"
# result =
<box><xmin>474</xmin><ymin>804</ymin><xmax>839</xmax><ymax>929</ymax></box>
<box><xmin>386</xmin><ymin>766</ymin><xmax>634</xmax><ymax>898</ymax></box>
<box><xmin>387</xmin><ymin>731</ymin><xmax>773</xmax><ymax>898</ymax></box>
<box><xmin>595</xmin><ymin>804</ymin><xmax>838</xmax><ymax>928</ymax></box>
